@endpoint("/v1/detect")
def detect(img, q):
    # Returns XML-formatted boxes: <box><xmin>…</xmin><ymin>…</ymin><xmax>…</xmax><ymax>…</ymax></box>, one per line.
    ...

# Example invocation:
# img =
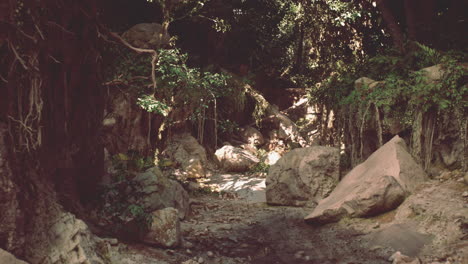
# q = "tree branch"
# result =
<box><xmin>106</xmin><ymin>31</ymin><xmax>158</xmax><ymax>91</ymax></box>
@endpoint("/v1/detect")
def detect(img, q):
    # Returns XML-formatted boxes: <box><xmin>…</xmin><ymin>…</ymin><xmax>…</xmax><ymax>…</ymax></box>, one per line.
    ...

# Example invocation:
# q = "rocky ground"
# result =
<box><xmin>100</xmin><ymin>170</ymin><xmax>467</xmax><ymax>264</ymax></box>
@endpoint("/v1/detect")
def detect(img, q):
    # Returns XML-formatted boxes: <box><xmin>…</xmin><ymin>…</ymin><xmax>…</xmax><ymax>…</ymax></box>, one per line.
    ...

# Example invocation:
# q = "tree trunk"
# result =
<box><xmin>0</xmin><ymin>0</ymin><xmax>104</xmax><ymax>257</ymax></box>
<box><xmin>404</xmin><ymin>0</ymin><xmax>418</xmax><ymax>41</ymax></box>
<box><xmin>295</xmin><ymin>22</ymin><xmax>305</xmax><ymax>74</ymax></box>
<box><xmin>376</xmin><ymin>0</ymin><xmax>405</xmax><ymax>52</ymax></box>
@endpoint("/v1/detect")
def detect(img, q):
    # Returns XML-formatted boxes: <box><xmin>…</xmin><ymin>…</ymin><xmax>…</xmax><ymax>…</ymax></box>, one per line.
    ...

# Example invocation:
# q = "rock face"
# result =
<box><xmin>305</xmin><ymin>136</ymin><xmax>428</xmax><ymax>224</ymax></box>
<box><xmin>238</xmin><ymin>126</ymin><xmax>265</xmax><ymax>146</ymax></box>
<box><xmin>143</xmin><ymin>207</ymin><xmax>181</xmax><ymax>248</ymax></box>
<box><xmin>266</xmin><ymin>146</ymin><xmax>340</xmax><ymax>207</ymax></box>
<box><xmin>0</xmin><ymin>249</ymin><xmax>28</xmax><ymax>264</ymax></box>
<box><xmin>215</xmin><ymin>145</ymin><xmax>259</xmax><ymax>172</ymax></box>
<box><xmin>122</xmin><ymin>23</ymin><xmax>170</xmax><ymax>49</ymax></box>
<box><xmin>163</xmin><ymin>134</ymin><xmax>208</xmax><ymax>179</ymax></box>
<box><xmin>133</xmin><ymin>167</ymin><xmax>190</xmax><ymax>219</ymax></box>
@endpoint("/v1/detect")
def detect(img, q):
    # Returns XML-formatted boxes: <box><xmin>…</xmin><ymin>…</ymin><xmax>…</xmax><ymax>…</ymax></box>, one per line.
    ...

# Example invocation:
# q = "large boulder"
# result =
<box><xmin>305</xmin><ymin>136</ymin><xmax>428</xmax><ymax>224</ymax></box>
<box><xmin>26</xmin><ymin>211</ymin><xmax>113</xmax><ymax>264</ymax></box>
<box><xmin>266</xmin><ymin>146</ymin><xmax>340</xmax><ymax>207</ymax></box>
<box><xmin>133</xmin><ymin>167</ymin><xmax>189</xmax><ymax>219</ymax></box>
<box><xmin>238</xmin><ymin>126</ymin><xmax>265</xmax><ymax>146</ymax></box>
<box><xmin>163</xmin><ymin>134</ymin><xmax>208</xmax><ymax>179</ymax></box>
<box><xmin>122</xmin><ymin>23</ymin><xmax>170</xmax><ymax>49</ymax></box>
<box><xmin>215</xmin><ymin>145</ymin><xmax>259</xmax><ymax>172</ymax></box>
<box><xmin>142</xmin><ymin>207</ymin><xmax>181</xmax><ymax>248</ymax></box>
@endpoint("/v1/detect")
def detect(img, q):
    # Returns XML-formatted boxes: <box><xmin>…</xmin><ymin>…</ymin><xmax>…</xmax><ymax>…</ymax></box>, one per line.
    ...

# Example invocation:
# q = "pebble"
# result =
<box><xmin>304</xmin><ymin>255</ymin><xmax>311</xmax><ymax>261</ymax></box>
<box><xmin>198</xmin><ymin>257</ymin><xmax>204</xmax><ymax>263</ymax></box>
<box><xmin>462</xmin><ymin>191</ymin><xmax>468</xmax><ymax>198</ymax></box>
<box><xmin>184</xmin><ymin>241</ymin><xmax>194</xmax><ymax>249</ymax></box>
<box><xmin>207</xmin><ymin>251</ymin><xmax>214</xmax><ymax>257</ymax></box>
<box><xmin>294</xmin><ymin>251</ymin><xmax>305</xmax><ymax>259</ymax></box>
<box><xmin>373</xmin><ymin>223</ymin><xmax>380</xmax><ymax>229</ymax></box>
<box><xmin>106</xmin><ymin>238</ymin><xmax>118</xmax><ymax>246</ymax></box>
<box><xmin>186</xmin><ymin>249</ymin><xmax>192</xmax><ymax>254</ymax></box>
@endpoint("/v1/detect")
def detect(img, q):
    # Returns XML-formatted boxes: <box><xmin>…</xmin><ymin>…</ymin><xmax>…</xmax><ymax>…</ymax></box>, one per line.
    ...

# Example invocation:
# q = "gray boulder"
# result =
<box><xmin>122</xmin><ymin>23</ymin><xmax>170</xmax><ymax>49</ymax></box>
<box><xmin>163</xmin><ymin>134</ymin><xmax>208</xmax><ymax>179</ymax></box>
<box><xmin>215</xmin><ymin>145</ymin><xmax>259</xmax><ymax>172</ymax></box>
<box><xmin>142</xmin><ymin>207</ymin><xmax>181</xmax><ymax>248</ymax></box>
<box><xmin>133</xmin><ymin>167</ymin><xmax>189</xmax><ymax>219</ymax></box>
<box><xmin>238</xmin><ymin>126</ymin><xmax>265</xmax><ymax>146</ymax></box>
<box><xmin>305</xmin><ymin>136</ymin><xmax>428</xmax><ymax>224</ymax></box>
<box><xmin>266</xmin><ymin>146</ymin><xmax>340</xmax><ymax>207</ymax></box>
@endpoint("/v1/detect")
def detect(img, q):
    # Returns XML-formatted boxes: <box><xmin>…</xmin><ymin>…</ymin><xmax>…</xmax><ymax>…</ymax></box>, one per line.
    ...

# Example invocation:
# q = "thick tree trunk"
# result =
<box><xmin>376</xmin><ymin>0</ymin><xmax>405</xmax><ymax>52</ymax></box>
<box><xmin>404</xmin><ymin>0</ymin><xmax>436</xmax><ymax>44</ymax></box>
<box><xmin>404</xmin><ymin>0</ymin><xmax>418</xmax><ymax>41</ymax></box>
<box><xmin>0</xmin><ymin>0</ymin><xmax>104</xmax><ymax>257</ymax></box>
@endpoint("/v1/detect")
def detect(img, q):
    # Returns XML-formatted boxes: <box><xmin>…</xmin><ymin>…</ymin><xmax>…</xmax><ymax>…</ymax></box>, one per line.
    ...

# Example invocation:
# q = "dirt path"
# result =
<box><xmin>163</xmin><ymin>173</ymin><xmax>391</xmax><ymax>263</ymax></box>
<box><xmin>113</xmin><ymin>173</ymin><xmax>467</xmax><ymax>264</ymax></box>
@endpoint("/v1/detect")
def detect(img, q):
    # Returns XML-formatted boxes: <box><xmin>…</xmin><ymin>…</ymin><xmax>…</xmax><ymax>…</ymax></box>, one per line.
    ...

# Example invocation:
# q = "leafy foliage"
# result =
<box><xmin>136</xmin><ymin>94</ymin><xmax>170</xmax><ymax>115</ymax></box>
<box><xmin>97</xmin><ymin>150</ymin><xmax>155</xmax><ymax>237</ymax></box>
<box><xmin>155</xmin><ymin>48</ymin><xmax>230</xmax><ymax>122</ymax></box>
<box><xmin>310</xmin><ymin>43</ymin><xmax>467</xmax><ymax>133</ymax></box>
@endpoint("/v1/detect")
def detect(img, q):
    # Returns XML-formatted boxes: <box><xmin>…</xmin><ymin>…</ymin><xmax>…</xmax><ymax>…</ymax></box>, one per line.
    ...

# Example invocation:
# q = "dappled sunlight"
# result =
<box><xmin>207</xmin><ymin>173</ymin><xmax>266</xmax><ymax>203</ymax></box>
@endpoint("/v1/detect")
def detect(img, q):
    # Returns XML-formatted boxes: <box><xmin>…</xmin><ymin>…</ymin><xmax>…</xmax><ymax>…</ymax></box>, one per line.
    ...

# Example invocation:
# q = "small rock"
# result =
<box><xmin>198</xmin><ymin>257</ymin><xmax>205</xmax><ymax>263</ymax></box>
<box><xmin>389</xmin><ymin>251</ymin><xmax>421</xmax><ymax>264</ymax></box>
<box><xmin>182</xmin><ymin>260</ymin><xmax>199</xmax><ymax>264</ymax></box>
<box><xmin>186</xmin><ymin>249</ymin><xmax>192</xmax><ymax>254</ymax></box>
<box><xmin>373</xmin><ymin>223</ymin><xmax>380</xmax><ymax>229</ymax></box>
<box><xmin>304</xmin><ymin>255</ymin><xmax>311</xmax><ymax>261</ymax></box>
<box><xmin>207</xmin><ymin>251</ymin><xmax>214</xmax><ymax>257</ymax></box>
<box><xmin>143</xmin><ymin>207</ymin><xmax>181</xmax><ymax>248</ymax></box>
<box><xmin>462</xmin><ymin>191</ymin><xmax>468</xmax><ymax>198</ymax></box>
<box><xmin>106</xmin><ymin>238</ymin><xmax>118</xmax><ymax>246</ymax></box>
<box><xmin>183</xmin><ymin>240</ymin><xmax>194</xmax><ymax>249</ymax></box>
<box><xmin>371</xmin><ymin>245</ymin><xmax>384</xmax><ymax>251</ymax></box>
<box><xmin>294</xmin><ymin>251</ymin><xmax>305</xmax><ymax>259</ymax></box>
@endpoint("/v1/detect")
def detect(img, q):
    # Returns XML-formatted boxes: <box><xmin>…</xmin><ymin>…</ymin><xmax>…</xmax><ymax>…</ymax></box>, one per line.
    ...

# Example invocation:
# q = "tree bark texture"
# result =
<box><xmin>0</xmin><ymin>0</ymin><xmax>104</xmax><ymax>256</ymax></box>
<box><xmin>375</xmin><ymin>0</ymin><xmax>405</xmax><ymax>52</ymax></box>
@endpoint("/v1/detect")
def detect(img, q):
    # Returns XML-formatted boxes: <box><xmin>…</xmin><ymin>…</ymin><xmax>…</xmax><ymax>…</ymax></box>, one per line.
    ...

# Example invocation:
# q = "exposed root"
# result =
<box><xmin>375</xmin><ymin>104</ymin><xmax>383</xmax><ymax>148</ymax></box>
<box><xmin>359</xmin><ymin>103</ymin><xmax>371</xmax><ymax>159</ymax></box>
